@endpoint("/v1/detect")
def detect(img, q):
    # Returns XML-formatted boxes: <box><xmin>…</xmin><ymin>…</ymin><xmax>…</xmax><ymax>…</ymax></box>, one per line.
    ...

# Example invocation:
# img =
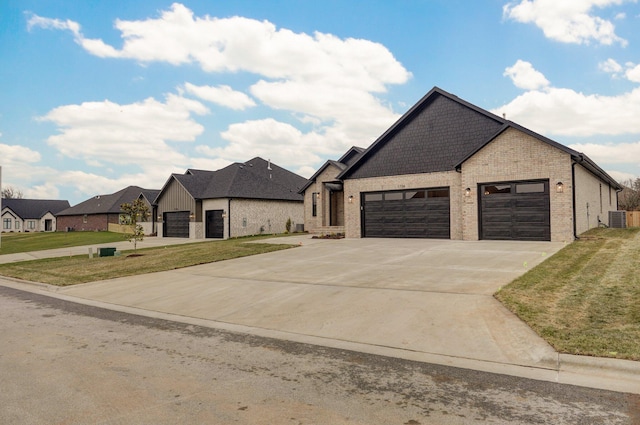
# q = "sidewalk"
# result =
<box><xmin>0</xmin><ymin>237</ymin><xmax>207</xmax><ymax>264</ymax></box>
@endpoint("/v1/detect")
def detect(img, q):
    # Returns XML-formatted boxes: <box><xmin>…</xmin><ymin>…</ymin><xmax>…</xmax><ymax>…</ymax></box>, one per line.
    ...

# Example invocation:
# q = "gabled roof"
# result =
<box><xmin>299</xmin><ymin>146</ymin><xmax>365</xmax><ymax>193</ymax></box>
<box><xmin>139</xmin><ymin>189</ymin><xmax>160</xmax><ymax>204</ymax></box>
<box><xmin>57</xmin><ymin>186</ymin><xmax>156</xmax><ymax>216</ymax></box>
<box><xmin>1</xmin><ymin>198</ymin><xmax>70</xmax><ymax>219</ymax></box>
<box><xmin>454</xmin><ymin>121</ymin><xmax>622</xmax><ymax>190</ymax></box>
<box><xmin>156</xmin><ymin>157</ymin><xmax>308</xmax><ymax>203</ymax></box>
<box><xmin>337</xmin><ymin>86</ymin><xmax>622</xmax><ymax>190</ymax></box>
<box><xmin>338</xmin><ymin>87</ymin><xmax>505</xmax><ymax>180</ymax></box>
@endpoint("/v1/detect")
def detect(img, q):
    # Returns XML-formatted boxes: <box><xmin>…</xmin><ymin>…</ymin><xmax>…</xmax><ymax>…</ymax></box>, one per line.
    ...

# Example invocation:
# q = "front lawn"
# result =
<box><xmin>0</xmin><ymin>231</ymin><xmax>125</xmax><ymax>255</ymax></box>
<box><xmin>496</xmin><ymin>227</ymin><xmax>640</xmax><ymax>361</ymax></box>
<box><xmin>0</xmin><ymin>236</ymin><xmax>297</xmax><ymax>286</ymax></box>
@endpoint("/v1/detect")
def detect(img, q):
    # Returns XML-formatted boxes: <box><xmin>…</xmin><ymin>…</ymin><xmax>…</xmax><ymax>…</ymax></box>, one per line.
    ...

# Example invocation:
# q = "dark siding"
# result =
<box><xmin>348</xmin><ymin>94</ymin><xmax>503</xmax><ymax>179</ymax></box>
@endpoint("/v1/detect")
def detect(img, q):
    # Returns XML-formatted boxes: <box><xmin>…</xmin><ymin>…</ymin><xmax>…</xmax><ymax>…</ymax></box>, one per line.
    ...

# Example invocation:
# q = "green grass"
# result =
<box><xmin>0</xmin><ymin>231</ymin><xmax>125</xmax><ymax>255</ymax></box>
<box><xmin>0</xmin><ymin>235</ymin><xmax>297</xmax><ymax>286</ymax></box>
<box><xmin>496</xmin><ymin>227</ymin><xmax>640</xmax><ymax>361</ymax></box>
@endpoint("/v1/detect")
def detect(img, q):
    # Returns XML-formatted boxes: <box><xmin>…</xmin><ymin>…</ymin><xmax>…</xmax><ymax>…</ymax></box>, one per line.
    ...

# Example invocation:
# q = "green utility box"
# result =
<box><xmin>98</xmin><ymin>247</ymin><xmax>117</xmax><ymax>257</ymax></box>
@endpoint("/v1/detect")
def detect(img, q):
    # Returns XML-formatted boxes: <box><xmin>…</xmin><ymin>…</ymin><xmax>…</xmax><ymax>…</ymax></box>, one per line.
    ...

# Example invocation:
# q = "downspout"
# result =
<box><xmin>227</xmin><ymin>199</ymin><xmax>231</xmax><ymax>239</ymax></box>
<box><xmin>572</xmin><ymin>162</ymin><xmax>578</xmax><ymax>240</ymax></box>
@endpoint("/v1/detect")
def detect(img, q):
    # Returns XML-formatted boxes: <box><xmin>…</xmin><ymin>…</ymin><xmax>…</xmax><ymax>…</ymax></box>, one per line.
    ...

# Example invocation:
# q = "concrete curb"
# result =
<box><xmin>0</xmin><ymin>277</ymin><xmax>638</xmax><ymax>395</ymax></box>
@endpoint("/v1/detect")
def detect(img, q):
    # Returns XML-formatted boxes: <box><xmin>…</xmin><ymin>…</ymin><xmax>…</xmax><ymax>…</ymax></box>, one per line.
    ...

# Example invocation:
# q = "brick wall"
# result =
<box><xmin>461</xmin><ymin>128</ymin><xmax>574</xmax><ymax>242</ymax></box>
<box><xmin>302</xmin><ymin>164</ymin><xmax>342</xmax><ymax>231</ymax></box>
<box><xmin>343</xmin><ymin>171</ymin><xmax>461</xmax><ymax>238</ymax></box>
<box><xmin>201</xmin><ymin>198</ymin><xmax>304</xmax><ymax>239</ymax></box>
<box><xmin>574</xmin><ymin>163</ymin><xmax>617</xmax><ymax>235</ymax></box>
<box><xmin>56</xmin><ymin>214</ymin><xmax>118</xmax><ymax>232</ymax></box>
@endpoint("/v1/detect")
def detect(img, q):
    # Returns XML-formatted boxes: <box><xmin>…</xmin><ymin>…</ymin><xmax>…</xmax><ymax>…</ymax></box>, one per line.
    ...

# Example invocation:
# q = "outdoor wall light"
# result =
<box><xmin>348</xmin><ymin>195</ymin><xmax>354</xmax><ymax>203</ymax></box>
<box><xmin>464</xmin><ymin>187</ymin><xmax>471</xmax><ymax>197</ymax></box>
<box><xmin>157</xmin><ymin>214</ymin><xmax>162</xmax><ymax>221</ymax></box>
<box><xmin>189</xmin><ymin>212</ymin><xmax>195</xmax><ymax>220</ymax></box>
<box><xmin>556</xmin><ymin>182</ymin><xmax>564</xmax><ymax>193</ymax></box>
<box><xmin>222</xmin><ymin>211</ymin><xmax>227</xmax><ymax>218</ymax></box>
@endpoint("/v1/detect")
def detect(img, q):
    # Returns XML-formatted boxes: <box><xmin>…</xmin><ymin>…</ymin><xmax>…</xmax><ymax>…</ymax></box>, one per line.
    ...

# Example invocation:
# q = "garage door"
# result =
<box><xmin>479</xmin><ymin>180</ymin><xmax>550</xmax><ymax>241</ymax></box>
<box><xmin>164</xmin><ymin>211</ymin><xmax>190</xmax><ymax>238</ymax></box>
<box><xmin>362</xmin><ymin>188</ymin><xmax>450</xmax><ymax>238</ymax></box>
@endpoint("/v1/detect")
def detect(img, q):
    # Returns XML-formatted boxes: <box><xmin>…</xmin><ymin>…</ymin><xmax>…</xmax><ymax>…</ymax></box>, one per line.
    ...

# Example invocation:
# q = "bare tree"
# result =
<box><xmin>618</xmin><ymin>178</ymin><xmax>640</xmax><ymax>211</ymax></box>
<box><xmin>120</xmin><ymin>199</ymin><xmax>150</xmax><ymax>251</ymax></box>
<box><xmin>1</xmin><ymin>186</ymin><xmax>24</xmax><ymax>199</ymax></box>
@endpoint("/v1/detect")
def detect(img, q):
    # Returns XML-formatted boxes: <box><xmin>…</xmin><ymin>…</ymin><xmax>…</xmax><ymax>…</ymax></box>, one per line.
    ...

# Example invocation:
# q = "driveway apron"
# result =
<box><xmin>60</xmin><ymin>236</ymin><xmax>565</xmax><ymax>369</ymax></box>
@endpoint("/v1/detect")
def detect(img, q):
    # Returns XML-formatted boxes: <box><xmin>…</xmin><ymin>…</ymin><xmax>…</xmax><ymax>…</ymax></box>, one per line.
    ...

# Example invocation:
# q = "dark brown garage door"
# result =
<box><xmin>164</xmin><ymin>211</ymin><xmax>190</xmax><ymax>238</ymax></box>
<box><xmin>479</xmin><ymin>180</ymin><xmax>550</xmax><ymax>241</ymax></box>
<box><xmin>362</xmin><ymin>188</ymin><xmax>450</xmax><ymax>238</ymax></box>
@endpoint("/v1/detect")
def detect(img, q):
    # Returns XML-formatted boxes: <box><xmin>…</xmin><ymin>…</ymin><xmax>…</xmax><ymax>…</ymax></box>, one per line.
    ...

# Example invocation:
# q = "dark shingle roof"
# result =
<box><xmin>1</xmin><ymin>198</ymin><xmax>70</xmax><ymax>219</ymax></box>
<box><xmin>299</xmin><ymin>146</ymin><xmax>365</xmax><ymax>193</ymax></box>
<box><xmin>157</xmin><ymin>158</ymin><xmax>308</xmax><ymax>202</ymax></box>
<box><xmin>338</xmin><ymin>86</ymin><xmax>622</xmax><ymax>190</ymax></box>
<box><xmin>140</xmin><ymin>189</ymin><xmax>160</xmax><ymax>204</ymax></box>
<box><xmin>339</xmin><ymin>88</ymin><xmax>504</xmax><ymax>179</ymax></box>
<box><xmin>57</xmin><ymin>186</ymin><xmax>156</xmax><ymax>216</ymax></box>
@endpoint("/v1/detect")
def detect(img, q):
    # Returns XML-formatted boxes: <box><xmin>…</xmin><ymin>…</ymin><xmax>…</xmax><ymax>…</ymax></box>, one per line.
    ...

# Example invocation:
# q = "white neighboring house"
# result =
<box><xmin>1</xmin><ymin>198</ymin><xmax>70</xmax><ymax>233</ymax></box>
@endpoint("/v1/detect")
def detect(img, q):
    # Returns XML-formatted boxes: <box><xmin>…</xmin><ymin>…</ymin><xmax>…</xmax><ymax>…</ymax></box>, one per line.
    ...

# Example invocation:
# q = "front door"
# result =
<box><xmin>206</xmin><ymin>210</ymin><xmax>224</xmax><ymax>238</ymax></box>
<box><xmin>44</xmin><ymin>219</ymin><xmax>52</xmax><ymax>231</ymax></box>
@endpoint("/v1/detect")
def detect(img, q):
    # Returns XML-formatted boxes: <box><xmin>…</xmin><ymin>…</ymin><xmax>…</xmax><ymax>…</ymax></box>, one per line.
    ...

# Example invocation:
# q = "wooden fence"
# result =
<box><xmin>627</xmin><ymin>211</ymin><xmax>640</xmax><ymax>227</ymax></box>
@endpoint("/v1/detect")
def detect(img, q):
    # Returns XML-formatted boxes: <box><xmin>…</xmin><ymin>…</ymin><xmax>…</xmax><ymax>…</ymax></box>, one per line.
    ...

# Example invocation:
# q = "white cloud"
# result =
<box><xmin>24</xmin><ymin>182</ymin><xmax>60</xmax><ymax>200</ymax></box>
<box><xmin>183</xmin><ymin>83</ymin><xmax>256</xmax><ymax>110</ymax></box>
<box><xmin>503</xmin><ymin>0</ymin><xmax>631</xmax><ymax>46</ymax></box>
<box><xmin>503</xmin><ymin>60</ymin><xmax>550</xmax><ymax>90</ymax></box>
<box><xmin>599</xmin><ymin>58</ymin><xmax>623</xmax><ymax>74</ymax></box>
<box><xmin>626</xmin><ymin>63</ymin><xmax>640</xmax><ymax>82</ymax></box>
<box><xmin>568</xmin><ymin>141</ymin><xmax>640</xmax><ymax>165</ymax></box>
<box><xmin>607</xmin><ymin>169</ymin><xmax>638</xmax><ymax>183</ymax></box>
<box><xmin>39</xmin><ymin>94</ymin><xmax>208</xmax><ymax>168</ymax></box>
<box><xmin>496</xmin><ymin>60</ymin><xmax>640</xmax><ymax>136</ymax></box>
<box><xmin>0</xmin><ymin>142</ymin><xmax>41</xmax><ymax>164</ymax></box>
<box><xmin>196</xmin><ymin>118</ymin><xmax>327</xmax><ymax>167</ymax></box>
<box><xmin>29</xmin><ymin>3</ymin><xmax>409</xmax><ymax>165</ymax></box>
<box><xmin>27</xmin><ymin>3</ymin><xmax>413</xmax><ymax>196</ymax></box>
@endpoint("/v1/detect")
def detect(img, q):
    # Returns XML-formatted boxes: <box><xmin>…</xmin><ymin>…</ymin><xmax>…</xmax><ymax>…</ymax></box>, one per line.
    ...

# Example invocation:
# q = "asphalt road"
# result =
<box><xmin>1</xmin><ymin>285</ymin><xmax>638</xmax><ymax>425</ymax></box>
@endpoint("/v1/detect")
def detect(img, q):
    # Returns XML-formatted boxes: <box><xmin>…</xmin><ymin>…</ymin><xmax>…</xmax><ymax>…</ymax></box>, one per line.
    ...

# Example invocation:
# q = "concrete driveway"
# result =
<box><xmin>59</xmin><ymin>236</ymin><xmax>566</xmax><ymax>373</ymax></box>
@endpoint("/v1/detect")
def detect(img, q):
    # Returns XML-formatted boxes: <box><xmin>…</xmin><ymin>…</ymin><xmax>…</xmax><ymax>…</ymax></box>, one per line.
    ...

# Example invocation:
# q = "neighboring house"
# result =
<box><xmin>302</xmin><ymin>87</ymin><xmax>622</xmax><ymax>242</ymax></box>
<box><xmin>1</xmin><ymin>198</ymin><xmax>70</xmax><ymax>233</ymax></box>
<box><xmin>299</xmin><ymin>146</ymin><xmax>365</xmax><ymax>234</ymax></box>
<box><xmin>56</xmin><ymin>186</ymin><xmax>158</xmax><ymax>232</ymax></box>
<box><xmin>137</xmin><ymin>189</ymin><xmax>160</xmax><ymax>235</ymax></box>
<box><xmin>155</xmin><ymin>157</ymin><xmax>307</xmax><ymax>239</ymax></box>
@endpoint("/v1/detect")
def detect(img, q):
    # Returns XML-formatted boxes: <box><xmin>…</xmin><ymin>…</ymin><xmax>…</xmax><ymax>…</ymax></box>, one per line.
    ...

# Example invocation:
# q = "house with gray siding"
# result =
<box><xmin>155</xmin><ymin>157</ymin><xmax>307</xmax><ymax>239</ymax></box>
<box><xmin>302</xmin><ymin>87</ymin><xmax>622</xmax><ymax>242</ymax></box>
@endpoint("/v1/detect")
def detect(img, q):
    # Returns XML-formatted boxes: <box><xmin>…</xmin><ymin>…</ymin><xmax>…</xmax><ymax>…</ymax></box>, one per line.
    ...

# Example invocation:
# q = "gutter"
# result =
<box><xmin>572</xmin><ymin>162</ymin><xmax>578</xmax><ymax>240</ymax></box>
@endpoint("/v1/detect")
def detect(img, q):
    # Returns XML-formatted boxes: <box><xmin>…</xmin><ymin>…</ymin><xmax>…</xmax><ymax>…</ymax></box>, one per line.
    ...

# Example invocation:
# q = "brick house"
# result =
<box><xmin>56</xmin><ymin>186</ymin><xmax>157</xmax><ymax>232</ymax></box>
<box><xmin>302</xmin><ymin>87</ymin><xmax>622</xmax><ymax>242</ymax></box>
<box><xmin>155</xmin><ymin>157</ymin><xmax>307</xmax><ymax>239</ymax></box>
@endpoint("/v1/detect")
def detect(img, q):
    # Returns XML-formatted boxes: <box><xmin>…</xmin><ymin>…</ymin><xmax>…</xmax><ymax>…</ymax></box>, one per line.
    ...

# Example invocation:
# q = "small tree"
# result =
<box><xmin>285</xmin><ymin>217</ymin><xmax>292</xmax><ymax>233</ymax></box>
<box><xmin>618</xmin><ymin>178</ymin><xmax>640</xmax><ymax>211</ymax></box>
<box><xmin>1</xmin><ymin>186</ymin><xmax>24</xmax><ymax>199</ymax></box>
<box><xmin>120</xmin><ymin>199</ymin><xmax>150</xmax><ymax>251</ymax></box>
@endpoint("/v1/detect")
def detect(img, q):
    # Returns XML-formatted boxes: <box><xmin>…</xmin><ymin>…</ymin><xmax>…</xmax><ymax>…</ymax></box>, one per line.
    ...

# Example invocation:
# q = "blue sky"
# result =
<box><xmin>1</xmin><ymin>0</ymin><xmax>639</xmax><ymax>204</ymax></box>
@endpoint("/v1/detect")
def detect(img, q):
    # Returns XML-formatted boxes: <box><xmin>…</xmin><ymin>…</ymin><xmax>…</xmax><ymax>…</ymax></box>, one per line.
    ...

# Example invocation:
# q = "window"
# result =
<box><xmin>609</xmin><ymin>185</ymin><xmax>612</xmax><ymax>206</ymax></box>
<box><xmin>516</xmin><ymin>183</ymin><xmax>545</xmax><ymax>193</ymax></box>
<box><xmin>483</xmin><ymin>185</ymin><xmax>511</xmax><ymax>195</ymax></box>
<box><xmin>364</xmin><ymin>193</ymin><xmax>382</xmax><ymax>202</ymax></box>
<box><xmin>15</xmin><ymin>221</ymin><xmax>20</xmax><ymax>230</ymax></box>
<box><xmin>3</xmin><ymin>218</ymin><xmax>11</xmax><ymax>229</ymax></box>
<box><xmin>83</xmin><ymin>214</ymin><xmax>88</xmax><ymax>224</ymax></box>
<box><xmin>28</xmin><ymin>221</ymin><xmax>36</xmax><ymax>229</ymax></box>
<box><xmin>312</xmin><ymin>192</ymin><xmax>318</xmax><ymax>217</ymax></box>
<box><xmin>406</xmin><ymin>191</ymin><xmax>425</xmax><ymax>199</ymax></box>
<box><xmin>384</xmin><ymin>192</ymin><xmax>403</xmax><ymax>201</ymax></box>
<box><xmin>428</xmin><ymin>189</ymin><xmax>449</xmax><ymax>198</ymax></box>
<box><xmin>242</xmin><ymin>217</ymin><xmax>247</xmax><ymax>228</ymax></box>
